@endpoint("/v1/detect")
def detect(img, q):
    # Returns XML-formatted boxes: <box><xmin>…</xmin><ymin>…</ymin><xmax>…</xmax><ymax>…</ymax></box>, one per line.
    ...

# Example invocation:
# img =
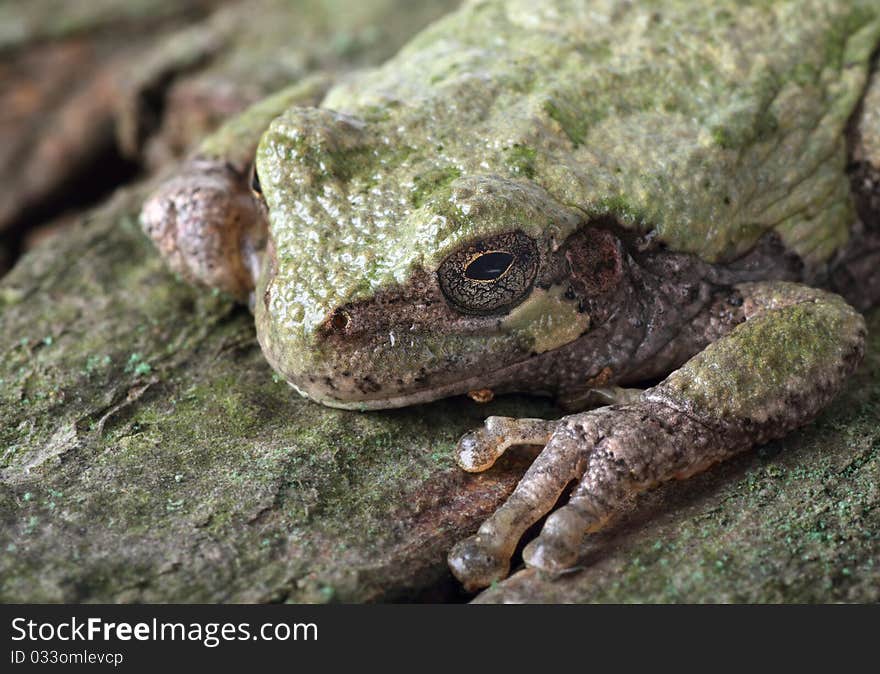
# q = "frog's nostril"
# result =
<box><xmin>328</xmin><ymin>309</ymin><xmax>352</xmax><ymax>334</ymax></box>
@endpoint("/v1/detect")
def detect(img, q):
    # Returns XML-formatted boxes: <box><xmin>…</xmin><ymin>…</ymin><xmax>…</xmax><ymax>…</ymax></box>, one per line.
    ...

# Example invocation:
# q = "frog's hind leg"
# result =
<box><xmin>448</xmin><ymin>281</ymin><xmax>865</xmax><ymax>591</ymax></box>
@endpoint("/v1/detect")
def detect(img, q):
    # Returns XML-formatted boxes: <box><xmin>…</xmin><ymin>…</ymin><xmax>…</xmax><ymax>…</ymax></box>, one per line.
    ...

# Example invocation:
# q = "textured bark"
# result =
<box><xmin>0</xmin><ymin>1</ymin><xmax>217</xmax><ymax>253</ymax></box>
<box><xmin>0</xmin><ymin>0</ymin><xmax>459</xmax><ymax>274</ymax></box>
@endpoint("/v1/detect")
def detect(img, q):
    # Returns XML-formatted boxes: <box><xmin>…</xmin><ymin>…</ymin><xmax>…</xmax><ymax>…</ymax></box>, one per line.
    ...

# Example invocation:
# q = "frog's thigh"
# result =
<box><xmin>448</xmin><ymin>282</ymin><xmax>865</xmax><ymax>591</ymax></box>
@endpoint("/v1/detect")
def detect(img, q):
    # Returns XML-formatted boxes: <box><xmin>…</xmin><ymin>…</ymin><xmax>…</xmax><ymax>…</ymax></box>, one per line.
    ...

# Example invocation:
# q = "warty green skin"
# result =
<box><xmin>141</xmin><ymin>0</ymin><xmax>880</xmax><ymax>589</ymax></box>
<box><xmin>251</xmin><ymin>0</ymin><xmax>879</xmax><ymax>407</ymax></box>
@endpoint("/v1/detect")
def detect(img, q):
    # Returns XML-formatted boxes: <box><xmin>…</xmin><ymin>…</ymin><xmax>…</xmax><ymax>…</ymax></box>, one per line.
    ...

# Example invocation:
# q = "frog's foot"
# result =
<box><xmin>449</xmin><ymin>416</ymin><xmax>558</xmax><ymax>588</ymax></box>
<box><xmin>449</xmin><ymin>406</ymin><xmax>667</xmax><ymax>590</ymax></box>
<box><xmin>449</xmin><ymin>281</ymin><xmax>865</xmax><ymax>591</ymax></box>
<box><xmin>449</xmin><ymin>416</ymin><xmax>595</xmax><ymax>590</ymax></box>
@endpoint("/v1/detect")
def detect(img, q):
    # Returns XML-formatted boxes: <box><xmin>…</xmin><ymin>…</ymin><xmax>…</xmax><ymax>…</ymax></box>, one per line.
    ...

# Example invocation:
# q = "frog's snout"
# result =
<box><xmin>140</xmin><ymin>158</ymin><xmax>268</xmax><ymax>302</ymax></box>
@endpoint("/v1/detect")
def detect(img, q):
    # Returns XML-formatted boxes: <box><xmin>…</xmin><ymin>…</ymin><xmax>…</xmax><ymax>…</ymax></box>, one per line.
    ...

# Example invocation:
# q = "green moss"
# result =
<box><xmin>124</xmin><ymin>353</ymin><xmax>152</xmax><ymax>376</ymax></box>
<box><xmin>83</xmin><ymin>354</ymin><xmax>112</xmax><ymax>375</ymax></box>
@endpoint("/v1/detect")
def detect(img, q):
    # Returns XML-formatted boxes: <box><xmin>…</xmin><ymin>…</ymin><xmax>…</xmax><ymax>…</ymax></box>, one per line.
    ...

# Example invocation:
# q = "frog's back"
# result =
<box><xmin>321</xmin><ymin>0</ymin><xmax>880</xmax><ymax>261</ymax></box>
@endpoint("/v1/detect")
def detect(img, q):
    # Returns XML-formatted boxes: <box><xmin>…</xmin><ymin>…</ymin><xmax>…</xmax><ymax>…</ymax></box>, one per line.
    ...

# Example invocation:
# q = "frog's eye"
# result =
<box><xmin>438</xmin><ymin>231</ymin><xmax>539</xmax><ymax>314</ymax></box>
<box><xmin>250</xmin><ymin>163</ymin><xmax>263</xmax><ymax>197</ymax></box>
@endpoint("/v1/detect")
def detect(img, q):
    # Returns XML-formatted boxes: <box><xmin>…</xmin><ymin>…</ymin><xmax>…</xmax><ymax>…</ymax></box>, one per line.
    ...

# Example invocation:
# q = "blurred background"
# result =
<box><xmin>0</xmin><ymin>0</ymin><xmax>459</xmax><ymax>276</ymax></box>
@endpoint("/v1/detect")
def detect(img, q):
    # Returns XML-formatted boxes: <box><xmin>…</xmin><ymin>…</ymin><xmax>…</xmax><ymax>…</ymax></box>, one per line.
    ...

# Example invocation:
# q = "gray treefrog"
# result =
<box><xmin>141</xmin><ymin>0</ymin><xmax>880</xmax><ymax>591</ymax></box>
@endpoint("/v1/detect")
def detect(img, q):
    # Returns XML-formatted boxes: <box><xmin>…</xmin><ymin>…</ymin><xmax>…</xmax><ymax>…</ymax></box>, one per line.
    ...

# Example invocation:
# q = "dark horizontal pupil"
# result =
<box><xmin>465</xmin><ymin>251</ymin><xmax>514</xmax><ymax>281</ymax></box>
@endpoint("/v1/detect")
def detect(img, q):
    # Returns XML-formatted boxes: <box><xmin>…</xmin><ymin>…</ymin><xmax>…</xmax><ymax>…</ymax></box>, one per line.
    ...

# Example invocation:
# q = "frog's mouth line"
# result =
<box><xmin>288</xmin><ymin>354</ymin><xmax>549</xmax><ymax>412</ymax></box>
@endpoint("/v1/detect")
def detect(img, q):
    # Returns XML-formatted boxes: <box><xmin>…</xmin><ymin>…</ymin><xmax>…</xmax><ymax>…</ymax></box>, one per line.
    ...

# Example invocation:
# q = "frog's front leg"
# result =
<box><xmin>448</xmin><ymin>281</ymin><xmax>865</xmax><ymax>591</ymax></box>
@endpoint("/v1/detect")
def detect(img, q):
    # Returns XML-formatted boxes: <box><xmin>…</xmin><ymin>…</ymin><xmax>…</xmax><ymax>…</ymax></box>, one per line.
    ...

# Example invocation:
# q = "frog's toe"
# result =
<box><xmin>522</xmin><ymin>505</ymin><xmax>591</xmax><ymax>574</ymax></box>
<box><xmin>448</xmin><ymin>418</ymin><xmax>594</xmax><ymax>590</ymax></box>
<box><xmin>447</xmin><ymin>535</ymin><xmax>511</xmax><ymax>592</ymax></box>
<box><xmin>455</xmin><ymin>416</ymin><xmax>557</xmax><ymax>472</ymax></box>
<box><xmin>455</xmin><ymin>428</ymin><xmax>496</xmax><ymax>473</ymax></box>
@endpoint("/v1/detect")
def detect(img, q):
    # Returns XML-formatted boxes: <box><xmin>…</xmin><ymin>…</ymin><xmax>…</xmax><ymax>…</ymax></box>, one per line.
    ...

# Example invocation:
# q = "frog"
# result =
<box><xmin>140</xmin><ymin>0</ymin><xmax>880</xmax><ymax>592</ymax></box>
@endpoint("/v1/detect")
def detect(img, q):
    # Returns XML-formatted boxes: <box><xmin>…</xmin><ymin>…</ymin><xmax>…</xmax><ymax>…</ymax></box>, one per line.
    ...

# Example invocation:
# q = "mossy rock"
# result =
<box><xmin>0</xmin><ymin>186</ymin><xmax>554</xmax><ymax>602</ymax></box>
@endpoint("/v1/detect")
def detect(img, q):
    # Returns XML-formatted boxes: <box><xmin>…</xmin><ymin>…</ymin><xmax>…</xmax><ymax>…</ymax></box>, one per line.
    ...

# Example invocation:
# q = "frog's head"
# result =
<box><xmin>252</xmin><ymin>108</ymin><xmax>630</xmax><ymax>409</ymax></box>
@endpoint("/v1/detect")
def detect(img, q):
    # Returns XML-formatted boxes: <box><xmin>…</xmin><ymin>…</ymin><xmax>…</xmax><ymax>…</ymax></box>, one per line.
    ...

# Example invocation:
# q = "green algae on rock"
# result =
<box><xmin>6</xmin><ymin>0</ymin><xmax>880</xmax><ymax>603</ymax></box>
<box><xmin>2</xmin><ymin>190</ymin><xmax>878</xmax><ymax>601</ymax></box>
